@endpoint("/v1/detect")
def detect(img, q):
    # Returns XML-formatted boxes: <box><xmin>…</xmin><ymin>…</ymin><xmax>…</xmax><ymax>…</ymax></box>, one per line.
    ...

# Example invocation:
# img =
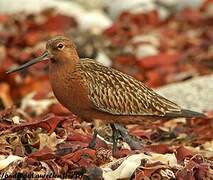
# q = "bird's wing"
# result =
<box><xmin>79</xmin><ymin>59</ymin><xmax>181</xmax><ymax>116</ymax></box>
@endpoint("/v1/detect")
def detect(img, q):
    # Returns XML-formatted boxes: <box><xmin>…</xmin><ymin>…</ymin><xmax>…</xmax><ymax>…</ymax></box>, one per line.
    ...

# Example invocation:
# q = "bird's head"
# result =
<box><xmin>6</xmin><ymin>36</ymin><xmax>78</xmax><ymax>74</ymax></box>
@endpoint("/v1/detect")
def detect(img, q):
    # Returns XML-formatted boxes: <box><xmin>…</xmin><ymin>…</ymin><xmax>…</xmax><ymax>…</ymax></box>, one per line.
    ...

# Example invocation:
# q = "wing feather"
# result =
<box><xmin>78</xmin><ymin>59</ymin><xmax>181</xmax><ymax>116</ymax></box>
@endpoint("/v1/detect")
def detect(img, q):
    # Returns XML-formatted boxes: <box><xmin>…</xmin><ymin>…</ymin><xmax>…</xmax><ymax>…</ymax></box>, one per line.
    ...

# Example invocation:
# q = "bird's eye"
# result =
<box><xmin>57</xmin><ymin>43</ymin><xmax>64</xmax><ymax>50</ymax></box>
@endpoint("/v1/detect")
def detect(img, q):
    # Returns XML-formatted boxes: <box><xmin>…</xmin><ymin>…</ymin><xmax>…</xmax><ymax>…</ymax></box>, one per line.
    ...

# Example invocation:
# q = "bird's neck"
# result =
<box><xmin>49</xmin><ymin>54</ymin><xmax>78</xmax><ymax>94</ymax></box>
<box><xmin>50</xmin><ymin>54</ymin><xmax>79</xmax><ymax>73</ymax></box>
<box><xmin>48</xmin><ymin>55</ymin><xmax>81</xmax><ymax>112</ymax></box>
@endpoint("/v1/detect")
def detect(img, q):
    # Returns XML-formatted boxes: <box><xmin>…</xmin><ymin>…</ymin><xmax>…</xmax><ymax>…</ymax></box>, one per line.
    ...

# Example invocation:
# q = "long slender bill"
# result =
<box><xmin>6</xmin><ymin>51</ymin><xmax>49</xmax><ymax>74</ymax></box>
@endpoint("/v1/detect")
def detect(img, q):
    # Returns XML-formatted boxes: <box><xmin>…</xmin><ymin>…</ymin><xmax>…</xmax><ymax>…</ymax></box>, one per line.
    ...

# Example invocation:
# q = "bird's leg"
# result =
<box><xmin>88</xmin><ymin>128</ymin><xmax>98</xmax><ymax>149</ymax></box>
<box><xmin>110</xmin><ymin>124</ymin><xmax>118</xmax><ymax>155</ymax></box>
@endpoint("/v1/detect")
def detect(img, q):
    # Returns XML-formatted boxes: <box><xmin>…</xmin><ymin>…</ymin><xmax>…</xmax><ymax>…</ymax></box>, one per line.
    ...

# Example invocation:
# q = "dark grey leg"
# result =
<box><xmin>88</xmin><ymin>129</ymin><xmax>98</xmax><ymax>149</ymax></box>
<box><xmin>110</xmin><ymin>124</ymin><xmax>118</xmax><ymax>156</ymax></box>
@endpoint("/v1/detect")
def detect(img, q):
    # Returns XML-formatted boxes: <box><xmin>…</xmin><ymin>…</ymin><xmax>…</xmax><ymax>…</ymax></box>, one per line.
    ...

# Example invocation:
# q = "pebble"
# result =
<box><xmin>135</xmin><ymin>44</ymin><xmax>159</xmax><ymax>59</ymax></box>
<box><xmin>157</xmin><ymin>75</ymin><xmax>213</xmax><ymax>112</ymax></box>
<box><xmin>106</xmin><ymin>0</ymin><xmax>156</xmax><ymax>19</ymax></box>
<box><xmin>95</xmin><ymin>51</ymin><xmax>112</xmax><ymax>67</ymax></box>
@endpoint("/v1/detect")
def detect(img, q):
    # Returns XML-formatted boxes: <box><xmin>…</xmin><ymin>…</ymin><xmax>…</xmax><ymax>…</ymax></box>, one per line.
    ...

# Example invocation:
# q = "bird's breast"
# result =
<box><xmin>49</xmin><ymin>67</ymin><xmax>91</xmax><ymax>116</ymax></box>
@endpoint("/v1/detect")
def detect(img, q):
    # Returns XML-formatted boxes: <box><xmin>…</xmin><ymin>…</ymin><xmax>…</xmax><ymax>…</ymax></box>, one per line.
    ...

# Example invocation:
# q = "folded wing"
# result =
<box><xmin>79</xmin><ymin>59</ymin><xmax>182</xmax><ymax>116</ymax></box>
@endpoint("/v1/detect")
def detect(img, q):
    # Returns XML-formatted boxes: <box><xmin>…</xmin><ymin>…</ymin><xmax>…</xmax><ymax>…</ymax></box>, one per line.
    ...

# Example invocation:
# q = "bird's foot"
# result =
<box><xmin>88</xmin><ymin>129</ymin><xmax>98</xmax><ymax>149</ymax></box>
<box><xmin>114</xmin><ymin>124</ymin><xmax>143</xmax><ymax>150</ymax></box>
<box><xmin>88</xmin><ymin>123</ymin><xmax>143</xmax><ymax>156</ymax></box>
<box><xmin>109</xmin><ymin>123</ymin><xmax>144</xmax><ymax>156</ymax></box>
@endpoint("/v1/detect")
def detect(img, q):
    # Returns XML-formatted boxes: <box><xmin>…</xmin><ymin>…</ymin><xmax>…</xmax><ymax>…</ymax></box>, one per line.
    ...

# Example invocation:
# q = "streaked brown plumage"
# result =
<box><xmin>7</xmin><ymin>36</ymin><xmax>204</xmax><ymax>153</ymax></box>
<box><xmin>78</xmin><ymin>59</ymin><xmax>181</xmax><ymax>116</ymax></box>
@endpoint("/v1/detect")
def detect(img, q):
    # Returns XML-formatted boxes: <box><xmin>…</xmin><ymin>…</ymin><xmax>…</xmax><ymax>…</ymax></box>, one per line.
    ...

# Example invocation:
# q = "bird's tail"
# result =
<box><xmin>166</xmin><ymin>109</ymin><xmax>205</xmax><ymax>118</ymax></box>
<box><xmin>180</xmin><ymin>109</ymin><xmax>205</xmax><ymax>118</ymax></box>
